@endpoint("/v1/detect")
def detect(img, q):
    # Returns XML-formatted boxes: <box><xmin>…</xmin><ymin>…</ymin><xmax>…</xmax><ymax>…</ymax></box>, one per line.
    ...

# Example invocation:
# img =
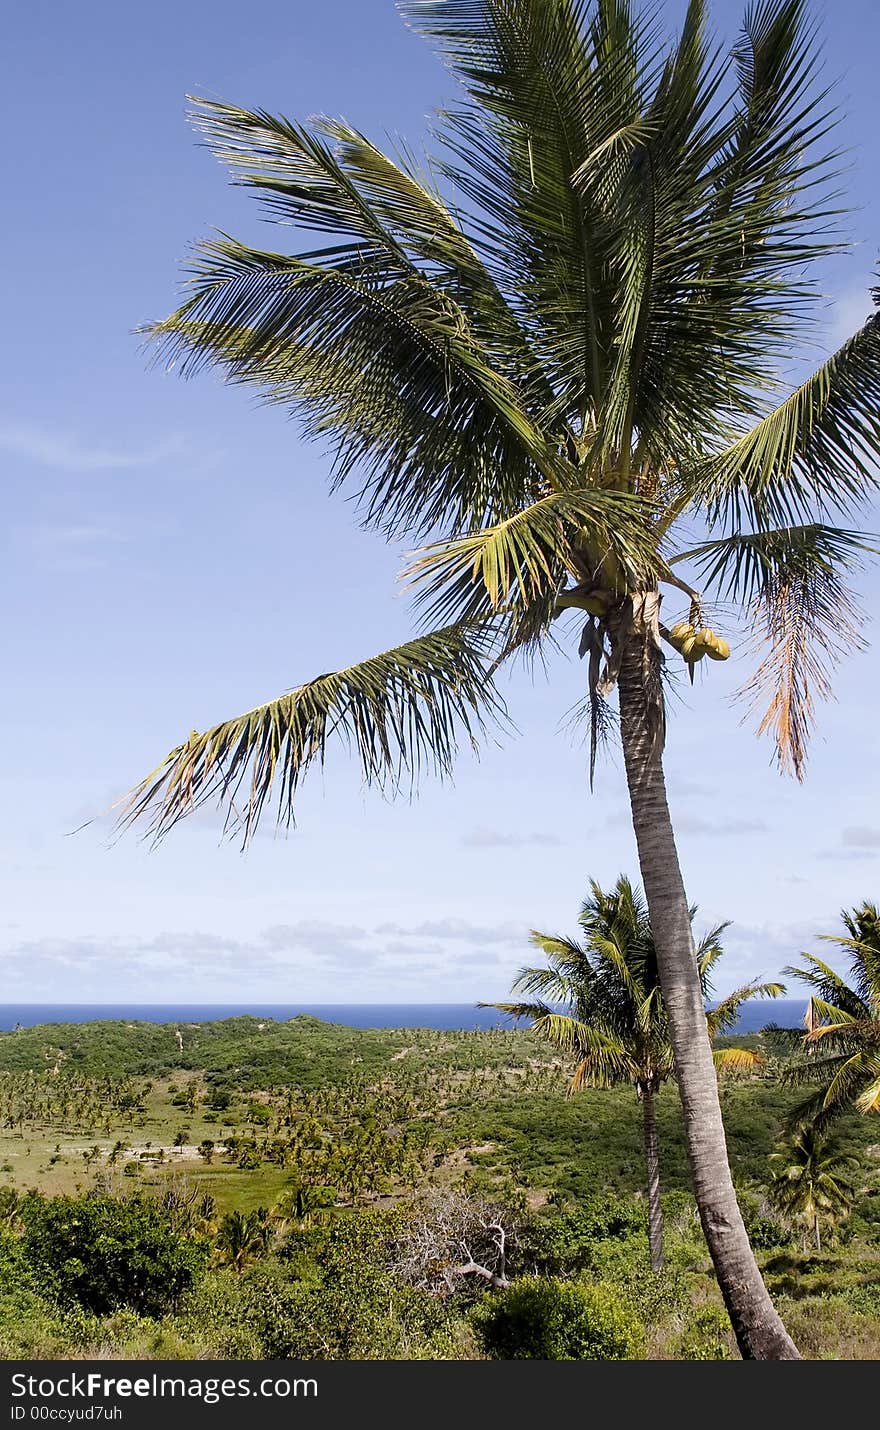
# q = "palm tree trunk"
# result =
<box><xmin>616</xmin><ymin>617</ymin><xmax>799</xmax><ymax>1361</ymax></box>
<box><xmin>641</xmin><ymin>1085</ymin><xmax>664</xmax><ymax>1272</ymax></box>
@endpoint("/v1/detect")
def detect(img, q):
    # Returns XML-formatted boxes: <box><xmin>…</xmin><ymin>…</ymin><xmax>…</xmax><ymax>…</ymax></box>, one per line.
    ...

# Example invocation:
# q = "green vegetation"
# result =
<box><xmin>768</xmin><ymin>1128</ymin><xmax>859</xmax><ymax>1252</ymax></box>
<box><xmin>0</xmin><ymin>1010</ymin><xmax>878</xmax><ymax>1360</ymax></box>
<box><xmin>781</xmin><ymin>903</ymin><xmax>880</xmax><ymax>1123</ymax></box>
<box><xmin>487</xmin><ymin>876</ymin><xmax>781</xmax><ymax>1268</ymax></box>
<box><xmin>117</xmin><ymin>0</ymin><xmax>880</xmax><ymax>1358</ymax></box>
<box><xmin>475</xmin><ymin>1277</ymin><xmax>644</xmax><ymax>1360</ymax></box>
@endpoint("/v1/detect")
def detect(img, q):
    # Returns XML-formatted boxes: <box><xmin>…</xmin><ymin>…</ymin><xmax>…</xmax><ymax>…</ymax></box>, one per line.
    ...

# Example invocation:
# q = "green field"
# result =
<box><xmin>1</xmin><ymin>1015</ymin><xmax>878</xmax><ymax>1360</ymax></box>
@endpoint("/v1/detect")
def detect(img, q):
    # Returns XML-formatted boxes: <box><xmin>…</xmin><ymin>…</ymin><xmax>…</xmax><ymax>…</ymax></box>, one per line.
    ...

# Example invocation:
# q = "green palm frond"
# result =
<box><xmin>525</xmin><ymin>931</ymin><xmax>589</xmax><ymax>967</ymax></box>
<box><xmin>152</xmin><ymin>234</ymin><xmax>553</xmax><ymax>539</ymax></box>
<box><xmin>692</xmin><ymin>306</ymin><xmax>880</xmax><ymax>529</ymax></box>
<box><xmin>193</xmin><ymin>98</ymin><xmax>557</xmax><ymax>402</ymax></box>
<box><xmin>820</xmin><ymin>902</ymin><xmax>880</xmax><ymax>1011</ymax></box>
<box><xmin>119</xmin><ymin>624</ymin><xmax>507</xmax><ymax>845</ymax></box>
<box><xmin>695</xmin><ymin>920</ymin><xmax>733</xmax><ymax>987</ymax></box>
<box><xmin>706</xmin><ymin>979</ymin><xmax>784</xmax><ymax>1037</ymax></box>
<box><xmin>676</xmin><ymin>525</ymin><xmax>876</xmax><ymax>605</ymax></box>
<box><xmin>405</xmin><ymin>486</ymin><xmax>660</xmax><ymax>630</ymax></box>
<box><xmin>854</xmin><ymin>1058</ymin><xmax>880</xmax><ymax>1114</ymax></box>
<box><xmin>147</xmin><ymin>97</ymin><xmax>563</xmax><ymax>539</ymax></box>
<box><xmin>802</xmin><ymin>1003</ymin><xmax>860</xmax><ymax>1036</ymax></box>
<box><xmin>783</xmin><ymin>912</ymin><xmax>880</xmax><ymax>1125</ymax></box>
<box><xmin>401</xmin><ymin>0</ymin><xmax>653</xmax><ymax>426</ymax></box>
<box><xmin>784</xmin><ymin>952</ymin><xmax>868</xmax><ymax>1021</ymax></box>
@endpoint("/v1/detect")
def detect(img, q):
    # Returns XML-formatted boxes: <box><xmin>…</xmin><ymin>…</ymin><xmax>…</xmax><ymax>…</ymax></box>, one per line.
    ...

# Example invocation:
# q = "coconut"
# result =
<box><xmin>690</xmin><ymin>629</ymin><xmax>717</xmax><ymax>657</ymax></box>
<box><xmin>667</xmin><ymin>621</ymin><xmax>695</xmax><ymax>652</ymax></box>
<box><xmin>705</xmin><ymin>634</ymin><xmax>730</xmax><ymax>661</ymax></box>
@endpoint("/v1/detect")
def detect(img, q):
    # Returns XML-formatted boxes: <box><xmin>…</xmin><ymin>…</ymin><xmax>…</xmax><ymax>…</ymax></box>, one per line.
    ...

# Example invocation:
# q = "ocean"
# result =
<box><xmin>0</xmin><ymin>1000</ymin><xmax>807</xmax><ymax>1034</ymax></box>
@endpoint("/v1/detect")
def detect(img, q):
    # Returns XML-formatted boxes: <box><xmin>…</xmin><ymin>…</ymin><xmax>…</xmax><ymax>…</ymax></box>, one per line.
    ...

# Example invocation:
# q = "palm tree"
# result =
<box><xmin>782</xmin><ymin>903</ymin><xmax>880</xmax><ymax>1125</ymax></box>
<box><xmin>486</xmin><ymin>876</ymin><xmax>781</xmax><ymax>1270</ymax></box>
<box><xmin>768</xmin><ymin>1125</ymin><xmax>857</xmax><ymax>1251</ymax></box>
<box><xmin>273</xmin><ymin>1179</ymin><xmax>339</xmax><ymax>1232</ymax></box>
<box><xmin>215</xmin><ymin>1209</ymin><xmax>267</xmax><ymax>1273</ymax></box>
<box><xmin>119</xmin><ymin>1</ymin><xmax>880</xmax><ymax>1357</ymax></box>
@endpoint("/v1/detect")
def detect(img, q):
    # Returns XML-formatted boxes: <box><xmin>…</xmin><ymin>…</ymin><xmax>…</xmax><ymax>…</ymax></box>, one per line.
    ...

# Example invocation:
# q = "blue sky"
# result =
<box><xmin>2</xmin><ymin>0</ymin><xmax>879</xmax><ymax>1005</ymax></box>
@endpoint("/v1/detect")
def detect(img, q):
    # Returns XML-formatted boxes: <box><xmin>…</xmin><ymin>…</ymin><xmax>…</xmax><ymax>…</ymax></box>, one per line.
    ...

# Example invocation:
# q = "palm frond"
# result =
<box><xmin>733</xmin><ymin>529</ymin><xmax>866</xmax><ymax>779</ymax></box>
<box><xmin>401</xmin><ymin>0</ymin><xmax>658</xmax><ymax>427</ymax></box>
<box><xmin>405</xmin><ymin>486</ymin><xmax>659</xmax><ymax>630</ymax></box>
<box><xmin>119</xmin><ymin>624</ymin><xmax>507</xmax><ymax>845</ymax></box>
<box><xmin>692</xmin><ymin>304</ymin><xmax>880</xmax><ymax>529</ymax></box>
<box><xmin>146</xmin><ymin>98</ymin><xmax>565</xmax><ymax>539</ymax></box>
<box><xmin>713</xmin><ymin>1046</ymin><xmax>764</xmax><ymax>1074</ymax></box>
<box><xmin>706</xmin><ymin>978</ymin><xmax>784</xmax><ymax>1037</ymax></box>
<box><xmin>783</xmin><ymin>952</ymin><xmax>869</xmax><ymax>1020</ymax></box>
<box><xmin>695</xmin><ymin>919</ymin><xmax>733</xmax><ymax>989</ymax></box>
<box><xmin>854</xmin><ymin>1057</ymin><xmax>880</xmax><ymax>1114</ymax></box>
<box><xmin>676</xmin><ymin>524</ymin><xmax>876</xmax><ymax>605</ymax></box>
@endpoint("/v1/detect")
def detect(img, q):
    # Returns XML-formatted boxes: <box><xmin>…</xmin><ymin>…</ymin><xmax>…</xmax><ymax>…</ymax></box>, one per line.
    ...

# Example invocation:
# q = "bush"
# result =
<box><xmin>475</xmin><ymin>1276</ymin><xmax>643</xmax><ymax>1360</ymax></box>
<box><xmin>614</xmin><ymin>1265</ymin><xmax>689</xmax><ymax>1323</ymax></box>
<box><xmin>20</xmin><ymin>1194</ymin><xmax>209</xmax><ymax>1318</ymax></box>
<box><xmin>520</xmin><ymin>1196</ymin><xmax>647</xmax><ymax>1276</ymax></box>
<box><xmin>673</xmin><ymin>1306</ymin><xmax>733</xmax><ymax>1361</ymax></box>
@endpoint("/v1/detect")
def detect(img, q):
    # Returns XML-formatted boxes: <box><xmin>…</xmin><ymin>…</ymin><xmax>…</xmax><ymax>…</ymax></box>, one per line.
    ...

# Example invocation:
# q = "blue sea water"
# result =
<box><xmin>0</xmin><ymin>1000</ymin><xmax>806</xmax><ymax>1034</ymax></box>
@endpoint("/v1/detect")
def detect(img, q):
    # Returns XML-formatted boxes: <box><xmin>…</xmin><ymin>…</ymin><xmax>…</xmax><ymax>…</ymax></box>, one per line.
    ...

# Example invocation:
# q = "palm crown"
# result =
<box><xmin>488</xmin><ymin>875</ymin><xmax>781</xmax><ymax>1092</ymax></box>
<box><xmin>782</xmin><ymin>902</ymin><xmax>880</xmax><ymax>1124</ymax></box>
<box><xmin>486</xmin><ymin>874</ymin><xmax>781</xmax><ymax>1271</ymax></box>
<box><xmin>125</xmin><ymin>0</ymin><xmax>880</xmax><ymax>843</ymax></box>
<box><xmin>767</xmin><ymin>1123</ymin><xmax>858</xmax><ymax>1249</ymax></box>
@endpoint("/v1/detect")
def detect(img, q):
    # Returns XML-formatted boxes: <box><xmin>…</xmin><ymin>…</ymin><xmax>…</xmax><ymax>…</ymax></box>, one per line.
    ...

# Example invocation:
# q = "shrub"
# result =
<box><xmin>520</xmin><ymin>1196</ymin><xmax>647</xmax><ymax>1276</ymax></box>
<box><xmin>673</xmin><ymin>1307</ymin><xmax>733</xmax><ymax>1361</ymax></box>
<box><xmin>614</xmin><ymin>1265</ymin><xmax>689</xmax><ymax>1323</ymax></box>
<box><xmin>475</xmin><ymin>1276</ymin><xmax>643</xmax><ymax>1360</ymax></box>
<box><xmin>20</xmin><ymin>1194</ymin><xmax>209</xmax><ymax>1317</ymax></box>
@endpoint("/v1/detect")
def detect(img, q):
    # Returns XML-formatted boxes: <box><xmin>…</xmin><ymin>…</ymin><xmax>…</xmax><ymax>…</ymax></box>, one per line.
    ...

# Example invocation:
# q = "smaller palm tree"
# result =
<box><xmin>768</xmin><ymin>1126</ymin><xmax>858</xmax><ymax>1251</ymax></box>
<box><xmin>215</xmin><ymin>1209</ymin><xmax>268</xmax><ymax>1273</ymax></box>
<box><xmin>485</xmin><ymin>876</ymin><xmax>782</xmax><ymax>1270</ymax></box>
<box><xmin>782</xmin><ymin>902</ymin><xmax>880</xmax><ymax>1125</ymax></box>
<box><xmin>273</xmin><ymin>1179</ymin><xmax>338</xmax><ymax>1232</ymax></box>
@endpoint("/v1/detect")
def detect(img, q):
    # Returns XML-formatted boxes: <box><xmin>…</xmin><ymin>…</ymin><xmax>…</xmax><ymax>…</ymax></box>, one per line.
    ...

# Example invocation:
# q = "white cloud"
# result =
<box><xmin>461</xmin><ymin>826</ymin><xmax>561</xmax><ymax>848</ymax></box>
<box><xmin>842</xmin><ymin>826</ymin><xmax>880</xmax><ymax>849</ymax></box>
<box><xmin>606</xmin><ymin>811</ymin><xmax>768</xmax><ymax>837</ymax></box>
<box><xmin>374</xmin><ymin>918</ymin><xmax>524</xmax><ymax>944</ymax></box>
<box><xmin>0</xmin><ymin>418</ymin><xmax>182</xmax><ymax>473</ymax></box>
<box><xmin>19</xmin><ymin>523</ymin><xmax>123</xmax><ymax>574</ymax></box>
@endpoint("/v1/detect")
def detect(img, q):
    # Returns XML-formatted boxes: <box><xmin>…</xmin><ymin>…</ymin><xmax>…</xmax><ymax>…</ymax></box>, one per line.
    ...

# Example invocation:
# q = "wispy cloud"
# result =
<box><xmin>461</xmin><ymin>826</ymin><xmax>561</xmax><ymax>849</ymax></box>
<box><xmin>605</xmin><ymin>810</ymin><xmax>767</xmax><ymax>837</ymax></box>
<box><xmin>816</xmin><ymin>848</ymin><xmax>878</xmax><ymax>862</ymax></box>
<box><xmin>2</xmin><ymin>918</ymin><xmax>524</xmax><ymax>1000</ymax></box>
<box><xmin>375</xmin><ymin>918</ymin><xmax>524</xmax><ymax>945</ymax></box>
<box><xmin>842</xmin><ymin>826</ymin><xmax>880</xmax><ymax>849</ymax></box>
<box><xmin>20</xmin><ymin>523</ymin><xmax>123</xmax><ymax>574</ymax></box>
<box><xmin>0</xmin><ymin>418</ymin><xmax>182</xmax><ymax>473</ymax></box>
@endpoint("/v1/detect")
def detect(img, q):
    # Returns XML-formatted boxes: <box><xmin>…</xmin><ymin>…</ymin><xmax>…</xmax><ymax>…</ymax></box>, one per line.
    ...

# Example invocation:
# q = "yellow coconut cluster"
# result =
<box><xmin>667</xmin><ymin>622</ymin><xmax>730</xmax><ymax>663</ymax></box>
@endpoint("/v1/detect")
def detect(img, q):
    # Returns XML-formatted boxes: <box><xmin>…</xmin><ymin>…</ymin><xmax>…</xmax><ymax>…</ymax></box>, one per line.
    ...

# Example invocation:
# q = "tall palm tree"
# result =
<box><xmin>782</xmin><ymin>903</ymin><xmax>880</xmax><ymax>1125</ymax></box>
<box><xmin>485</xmin><ymin>876</ymin><xmax>782</xmax><ymax>1270</ymax></box>
<box><xmin>119</xmin><ymin>1</ymin><xmax>880</xmax><ymax>1357</ymax></box>
<box><xmin>768</xmin><ymin>1125</ymin><xmax>857</xmax><ymax>1251</ymax></box>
